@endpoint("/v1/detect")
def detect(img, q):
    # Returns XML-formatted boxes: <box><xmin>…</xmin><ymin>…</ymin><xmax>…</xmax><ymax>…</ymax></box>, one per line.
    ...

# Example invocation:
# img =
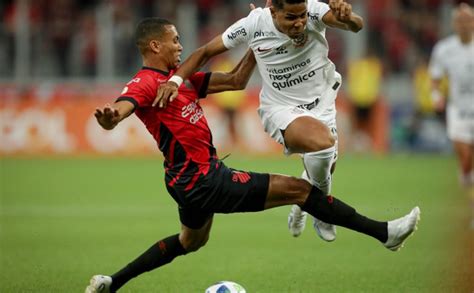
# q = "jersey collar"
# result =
<box><xmin>142</xmin><ymin>66</ymin><xmax>170</xmax><ymax>76</ymax></box>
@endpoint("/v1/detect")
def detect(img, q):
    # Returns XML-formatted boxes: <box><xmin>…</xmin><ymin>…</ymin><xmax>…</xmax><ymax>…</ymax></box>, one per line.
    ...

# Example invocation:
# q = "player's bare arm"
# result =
<box><xmin>94</xmin><ymin>100</ymin><xmax>134</xmax><ymax>130</ymax></box>
<box><xmin>323</xmin><ymin>0</ymin><xmax>363</xmax><ymax>32</ymax></box>
<box><xmin>206</xmin><ymin>49</ymin><xmax>256</xmax><ymax>94</ymax></box>
<box><xmin>430</xmin><ymin>78</ymin><xmax>446</xmax><ymax>112</ymax></box>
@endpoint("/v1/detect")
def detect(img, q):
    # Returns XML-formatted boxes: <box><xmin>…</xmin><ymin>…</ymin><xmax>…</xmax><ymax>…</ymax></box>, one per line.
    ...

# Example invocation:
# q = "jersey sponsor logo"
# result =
<box><xmin>126</xmin><ymin>78</ymin><xmax>141</xmax><ymax>85</ymax></box>
<box><xmin>231</xmin><ymin>171</ymin><xmax>251</xmax><ymax>183</ymax></box>
<box><xmin>271</xmin><ymin>68</ymin><xmax>318</xmax><ymax>91</ymax></box>
<box><xmin>253</xmin><ymin>30</ymin><xmax>276</xmax><ymax>38</ymax></box>
<box><xmin>275</xmin><ymin>46</ymin><xmax>288</xmax><ymax>55</ymax></box>
<box><xmin>266</xmin><ymin>58</ymin><xmax>312</xmax><ymax>89</ymax></box>
<box><xmin>181</xmin><ymin>101</ymin><xmax>204</xmax><ymax>124</ymax></box>
<box><xmin>121</xmin><ymin>86</ymin><xmax>128</xmax><ymax>95</ymax></box>
<box><xmin>308</xmin><ymin>12</ymin><xmax>320</xmax><ymax>21</ymax></box>
<box><xmin>266</xmin><ymin>58</ymin><xmax>311</xmax><ymax>75</ymax></box>
<box><xmin>227</xmin><ymin>27</ymin><xmax>247</xmax><ymax>40</ymax></box>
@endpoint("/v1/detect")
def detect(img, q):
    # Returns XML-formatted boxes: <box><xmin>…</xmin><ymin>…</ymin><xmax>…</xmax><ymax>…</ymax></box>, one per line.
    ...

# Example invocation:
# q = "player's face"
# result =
<box><xmin>160</xmin><ymin>25</ymin><xmax>183</xmax><ymax>69</ymax></box>
<box><xmin>453</xmin><ymin>9</ymin><xmax>474</xmax><ymax>39</ymax></box>
<box><xmin>271</xmin><ymin>2</ymin><xmax>308</xmax><ymax>39</ymax></box>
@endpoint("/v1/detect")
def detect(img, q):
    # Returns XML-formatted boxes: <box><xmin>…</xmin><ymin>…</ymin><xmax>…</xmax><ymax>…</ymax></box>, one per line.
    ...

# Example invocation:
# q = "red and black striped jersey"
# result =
<box><xmin>116</xmin><ymin>66</ymin><xmax>217</xmax><ymax>190</ymax></box>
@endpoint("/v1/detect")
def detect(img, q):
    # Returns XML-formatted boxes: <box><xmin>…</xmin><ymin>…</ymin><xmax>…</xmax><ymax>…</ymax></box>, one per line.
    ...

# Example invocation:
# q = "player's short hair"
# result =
<box><xmin>273</xmin><ymin>0</ymin><xmax>307</xmax><ymax>10</ymax></box>
<box><xmin>135</xmin><ymin>18</ymin><xmax>173</xmax><ymax>54</ymax></box>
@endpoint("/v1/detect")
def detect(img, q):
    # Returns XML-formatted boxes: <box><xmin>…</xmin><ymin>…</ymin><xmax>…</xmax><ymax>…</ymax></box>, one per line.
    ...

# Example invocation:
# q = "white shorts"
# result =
<box><xmin>447</xmin><ymin>105</ymin><xmax>474</xmax><ymax>144</ymax></box>
<box><xmin>258</xmin><ymin>102</ymin><xmax>338</xmax><ymax>155</ymax></box>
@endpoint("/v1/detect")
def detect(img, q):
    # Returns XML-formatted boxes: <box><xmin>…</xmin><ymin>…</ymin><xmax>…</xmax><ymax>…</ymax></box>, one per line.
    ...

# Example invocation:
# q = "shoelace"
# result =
<box><xmin>293</xmin><ymin>212</ymin><xmax>307</xmax><ymax>228</ymax></box>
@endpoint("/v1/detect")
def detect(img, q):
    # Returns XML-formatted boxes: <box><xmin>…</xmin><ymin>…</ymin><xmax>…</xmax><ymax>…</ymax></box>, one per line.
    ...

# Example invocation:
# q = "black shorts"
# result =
<box><xmin>166</xmin><ymin>160</ymin><xmax>269</xmax><ymax>229</ymax></box>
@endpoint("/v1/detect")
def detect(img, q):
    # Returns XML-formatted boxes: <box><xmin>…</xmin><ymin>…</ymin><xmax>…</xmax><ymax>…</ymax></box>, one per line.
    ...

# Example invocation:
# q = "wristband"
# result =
<box><xmin>168</xmin><ymin>75</ymin><xmax>183</xmax><ymax>87</ymax></box>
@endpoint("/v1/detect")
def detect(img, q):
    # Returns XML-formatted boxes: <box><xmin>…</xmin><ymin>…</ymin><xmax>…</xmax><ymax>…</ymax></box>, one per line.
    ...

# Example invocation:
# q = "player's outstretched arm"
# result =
<box><xmin>94</xmin><ymin>100</ymin><xmax>134</xmax><ymax>130</ymax></box>
<box><xmin>206</xmin><ymin>49</ymin><xmax>256</xmax><ymax>94</ymax></box>
<box><xmin>323</xmin><ymin>0</ymin><xmax>363</xmax><ymax>32</ymax></box>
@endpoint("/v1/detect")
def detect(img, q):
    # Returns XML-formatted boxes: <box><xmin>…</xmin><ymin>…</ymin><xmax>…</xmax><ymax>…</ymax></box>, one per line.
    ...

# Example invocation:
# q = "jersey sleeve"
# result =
<box><xmin>307</xmin><ymin>0</ymin><xmax>331</xmax><ymax>30</ymax></box>
<box><xmin>116</xmin><ymin>75</ymin><xmax>156</xmax><ymax>111</ymax></box>
<box><xmin>188</xmin><ymin>71</ymin><xmax>212</xmax><ymax>99</ymax></box>
<box><xmin>221</xmin><ymin>8</ymin><xmax>260</xmax><ymax>49</ymax></box>
<box><xmin>428</xmin><ymin>42</ymin><xmax>446</xmax><ymax>79</ymax></box>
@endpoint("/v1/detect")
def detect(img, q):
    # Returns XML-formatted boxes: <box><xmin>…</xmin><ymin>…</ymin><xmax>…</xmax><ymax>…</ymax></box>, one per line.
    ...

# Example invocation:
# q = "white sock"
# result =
<box><xmin>302</xmin><ymin>146</ymin><xmax>336</xmax><ymax>195</ymax></box>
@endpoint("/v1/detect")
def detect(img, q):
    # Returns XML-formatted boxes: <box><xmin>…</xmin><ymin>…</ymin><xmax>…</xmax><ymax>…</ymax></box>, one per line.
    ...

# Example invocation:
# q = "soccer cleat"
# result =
<box><xmin>313</xmin><ymin>217</ymin><xmax>337</xmax><ymax>242</ymax></box>
<box><xmin>85</xmin><ymin>275</ymin><xmax>113</xmax><ymax>293</ymax></box>
<box><xmin>384</xmin><ymin>206</ymin><xmax>421</xmax><ymax>251</ymax></box>
<box><xmin>288</xmin><ymin>205</ymin><xmax>308</xmax><ymax>237</ymax></box>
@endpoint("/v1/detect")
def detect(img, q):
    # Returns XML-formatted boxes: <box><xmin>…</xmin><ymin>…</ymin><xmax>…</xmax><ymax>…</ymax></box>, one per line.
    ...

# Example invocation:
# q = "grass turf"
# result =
<box><xmin>1</xmin><ymin>154</ymin><xmax>472</xmax><ymax>292</ymax></box>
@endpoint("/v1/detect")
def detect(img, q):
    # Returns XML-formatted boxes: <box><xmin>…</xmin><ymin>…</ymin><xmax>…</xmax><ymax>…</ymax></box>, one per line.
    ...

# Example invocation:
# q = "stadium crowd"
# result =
<box><xmin>1</xmin><ymin>0</ymin><xmax>472</xmax><ymax>78</ymax></box>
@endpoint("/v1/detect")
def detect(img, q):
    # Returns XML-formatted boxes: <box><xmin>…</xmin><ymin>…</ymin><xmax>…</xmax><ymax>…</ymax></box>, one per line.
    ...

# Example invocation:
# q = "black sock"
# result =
<box><xmin>110</xmin><ymin>234</ymin><xmax>187</xmax><ymax>292</ymax></box>
<box><xmin>302</xmin><ymin>186</ymin><xmax>388</xmax><ymax>243</ymax></box>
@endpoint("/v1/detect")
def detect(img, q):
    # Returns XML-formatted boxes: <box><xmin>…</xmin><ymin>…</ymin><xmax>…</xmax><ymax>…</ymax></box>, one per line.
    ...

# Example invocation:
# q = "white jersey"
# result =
<box><xmin>222</xmin><ymin>0</ymin><xmax>336</xmax><ymax>107</ymax></box>
<box><xmin>429</xmin><ymin>34</ymin><xmax>474</xmax><ymax>109</ymax></box>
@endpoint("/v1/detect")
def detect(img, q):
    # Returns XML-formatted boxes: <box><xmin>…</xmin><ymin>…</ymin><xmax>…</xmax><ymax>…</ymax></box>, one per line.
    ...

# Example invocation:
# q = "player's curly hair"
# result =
<box><xmin>273</xmin><ymin>0</ymin><xmax>307</xmax><ymax>10</ymax></box>
<box><xmin>135</xmin><ymin>18</ymin><xmax>173</xmax><ymax>54</ymax></box>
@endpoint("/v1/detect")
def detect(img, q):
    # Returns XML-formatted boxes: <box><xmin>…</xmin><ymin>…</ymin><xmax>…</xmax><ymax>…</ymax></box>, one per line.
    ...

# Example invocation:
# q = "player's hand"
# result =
<box><xmin>153</xmin><ymin>81</ymin><xmax>179</xmax><ymax>108</ymax></box>
<box><xmin>249</xmin><ymin>0</ymin><xmax>271</xmax><ymax>10</ymax></box>
<box><xmin>329</xmin><ymin>0</ymin><xmax>352</xmax><ymax>22</ymax></box>
<box><xmin>94</xmin><ymin>104</ymin><xmax>121</xmax><ymax>130</ymax></box>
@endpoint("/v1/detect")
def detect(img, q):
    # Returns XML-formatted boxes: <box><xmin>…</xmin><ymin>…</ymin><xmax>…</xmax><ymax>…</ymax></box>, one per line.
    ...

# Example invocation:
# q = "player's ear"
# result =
<box><xmin>149</xmin><ymin>40</ymin><xmax>161</xmax><ymax>54</ymax></box>
<box><xmin>270</xmin><ymin>6</ymin><xmax>277</xmax><ymax>19</ymax></box>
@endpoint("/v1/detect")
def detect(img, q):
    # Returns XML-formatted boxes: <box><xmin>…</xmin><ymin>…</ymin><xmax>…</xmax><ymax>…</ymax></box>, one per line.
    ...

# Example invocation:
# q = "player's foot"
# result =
<box><xmin>384</xmin><ymin>206</ymin><xmax>421</xmax><ymax>251</ymax></box>
<box><xmin>85</xmin><ymin>275</ymin><xmax>113</xmax><ymax>293</ymax></box>
<box><xmin>288</xmin><ymin>205</ymin><xmax>307</xmax><ymax>237</ymax></box>
<box><xmin>313</xmin><ymin>217</ymin><xmax>337</xmax><ymax>242</ymax></box>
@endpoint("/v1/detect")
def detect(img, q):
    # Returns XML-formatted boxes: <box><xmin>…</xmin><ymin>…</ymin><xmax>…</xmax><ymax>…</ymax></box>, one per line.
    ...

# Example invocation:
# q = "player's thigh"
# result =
<box><xmin>264</xmin><ymin>174</ymin><xmax>311</xmax><ymax>210</ymax></box>
<box><xmin>284</xmin><ymin>116</ymin><xmax>335</xmax><ymax>153</ymax></box>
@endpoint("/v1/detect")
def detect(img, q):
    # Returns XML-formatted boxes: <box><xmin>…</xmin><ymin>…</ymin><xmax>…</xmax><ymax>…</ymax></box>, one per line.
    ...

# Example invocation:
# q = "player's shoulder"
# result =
<box><xmin>306</xmin><ymin>0</ymin><xmax>330</xmax><ymax>27</ymax></box>
<box><xmin>435</xmin><ymin>35</ymin><xmax>459</xmax><ymax>51</ymax></box>
<box><xmin>244</xmin><ymin>7</ymin><xmax>270</xmax><ymax>26</ymax></box>
<box><xmin>307</xmin><ymin>0</ymin><xmax>330</xmax><ymax>14</ymax></box>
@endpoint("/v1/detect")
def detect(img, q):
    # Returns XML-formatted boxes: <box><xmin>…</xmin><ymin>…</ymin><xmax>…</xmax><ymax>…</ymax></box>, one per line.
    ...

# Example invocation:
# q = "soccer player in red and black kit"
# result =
<box><xmin>85</xmin><ymin>16</ymin><xmax>421</xmax><ymax>293</ymax></box>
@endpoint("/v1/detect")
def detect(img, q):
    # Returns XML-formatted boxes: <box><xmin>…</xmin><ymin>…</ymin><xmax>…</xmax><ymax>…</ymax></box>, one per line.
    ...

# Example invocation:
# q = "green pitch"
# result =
<box><xmin>1</xmin><ymin>154</ymin><xmax>472</xmax><ymax>292</ymax></box>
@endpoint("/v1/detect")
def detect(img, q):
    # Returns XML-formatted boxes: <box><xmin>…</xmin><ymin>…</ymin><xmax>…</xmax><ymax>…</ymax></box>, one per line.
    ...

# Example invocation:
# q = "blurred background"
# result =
<box><xmin>1</xmin><ymin>0</ymin><xmax>473</xmax><ymax>155</ymax></box>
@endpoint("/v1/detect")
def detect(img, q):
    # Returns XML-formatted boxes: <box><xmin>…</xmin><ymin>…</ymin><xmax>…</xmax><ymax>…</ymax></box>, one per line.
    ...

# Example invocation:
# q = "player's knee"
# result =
<box><xmin>308</xmin><ymin>130</ymin><xmax>335</xmax><ymax>152</ymax></box>
<box><xmin>181</xmin><ymin>235</ymin><xmax>209</xmax><ymax>252</ymax></box>
<box><xmin>291</xmin><ymin>177</ymin><xmax>313</xmax><ymax>206</ymax></box>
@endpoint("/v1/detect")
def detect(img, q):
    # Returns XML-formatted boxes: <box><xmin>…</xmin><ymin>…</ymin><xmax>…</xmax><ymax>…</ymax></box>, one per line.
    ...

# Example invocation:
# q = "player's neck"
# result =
<box><xmin>142</xmin><ymin>59</ymin><xmax>170</xmax><ymax>73</ymax></box>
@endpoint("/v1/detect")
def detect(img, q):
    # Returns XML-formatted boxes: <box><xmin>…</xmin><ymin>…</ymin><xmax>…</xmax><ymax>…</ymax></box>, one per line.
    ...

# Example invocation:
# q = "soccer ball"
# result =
<box><xmin>205</xmin><ymin>281</ymin><xmax>246</xmax><ymax>293</ymax></box>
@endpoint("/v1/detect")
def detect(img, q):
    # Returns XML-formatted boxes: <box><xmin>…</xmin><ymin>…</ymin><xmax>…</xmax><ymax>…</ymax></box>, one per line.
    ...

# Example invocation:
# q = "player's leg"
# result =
<box><xmin>85</xmin><ymin>212</ymin><xmax>213</xmax><ymax>293</ymax></box>
<box><xmin>284</xmin><ymin>116</ymin><xmax>338</xmax><ymax>240</ymax></box>
<box><xmin>453</xmin><ymin>140</ymin><xmax>474</xmax><ymax>228</ymax></box>
<box><xmin>264</xmin><ymin>174</ymin><xmax>420</xmax><ymax>250</ymax></box>
<box><xmin>453</xmin><ymin>140</ymin><xmax>473</xmax><ymax>187</ymax></box>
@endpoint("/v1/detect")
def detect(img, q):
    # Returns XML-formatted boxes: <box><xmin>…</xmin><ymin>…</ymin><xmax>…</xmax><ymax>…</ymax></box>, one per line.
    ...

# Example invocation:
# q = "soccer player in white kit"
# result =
<box><xmin>429</xmin><ymin>3</ymin><xmax>474</xmax><ymax>225</ymax></box>
<box><xmin>155</xmin><ymin>0</ymin><xmax>363</xmax><ymax>241</ymax></box>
